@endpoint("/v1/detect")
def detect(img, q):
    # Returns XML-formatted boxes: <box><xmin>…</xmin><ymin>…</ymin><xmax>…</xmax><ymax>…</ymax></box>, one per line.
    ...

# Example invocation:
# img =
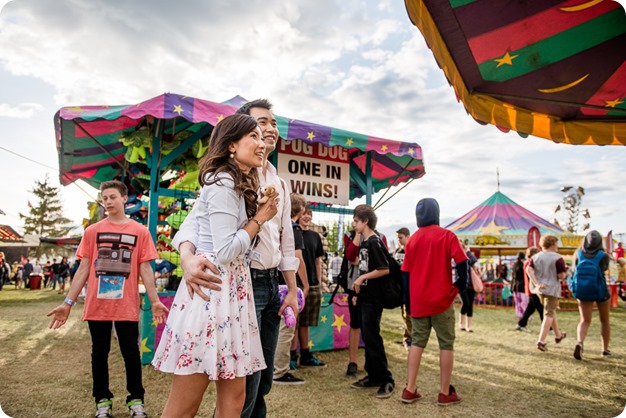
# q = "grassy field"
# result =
<box><xmin>0</xmin><ymin>287</ymin><xmax>625</xmax><ymax>418</ymax></box>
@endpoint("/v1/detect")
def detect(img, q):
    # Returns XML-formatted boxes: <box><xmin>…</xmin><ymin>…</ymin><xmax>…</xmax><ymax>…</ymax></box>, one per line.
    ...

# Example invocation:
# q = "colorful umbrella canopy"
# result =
<box><xmin>405</xmin><ymin>0</ymin><xmax>626</xmax><ymax>145</ymax></box>
<box><xmin>447</xmin><ymin>191</ymin><xmax>564</xmax><ymax>236</ymax></box>
<box><xmin>55</xmin><ymin>93</ymin><xmax>425</xmax><ymax>200</ymax></box>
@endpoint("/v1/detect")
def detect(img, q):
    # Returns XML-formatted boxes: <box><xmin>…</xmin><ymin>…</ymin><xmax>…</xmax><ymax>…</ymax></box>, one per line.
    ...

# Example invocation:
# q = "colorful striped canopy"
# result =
<box><xmin>446</xmin><ymin>191</ymin><xmax>564</xmax><ymax>236</ymax></box>
<box><xmin>405</xmin><ymin>0</ymin><xmax>626</xmax><ymax>145</ymax></box>
<box><xmin>55</xmin><ymin>93</ymin><xmax>425</xmax><ymax>200</ymax></box>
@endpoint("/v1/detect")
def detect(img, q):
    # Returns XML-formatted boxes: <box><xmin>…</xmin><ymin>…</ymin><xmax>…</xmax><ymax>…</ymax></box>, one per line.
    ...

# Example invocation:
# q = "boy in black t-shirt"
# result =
<box><xmin>349</xmin><ymin>204</ymin><xmax>394</xmax><ymax>399</ymax></box>
<box><xmin>297</xmin><ymin>206</ymin><xmax>326</xmax><ymax>367</ymax></box>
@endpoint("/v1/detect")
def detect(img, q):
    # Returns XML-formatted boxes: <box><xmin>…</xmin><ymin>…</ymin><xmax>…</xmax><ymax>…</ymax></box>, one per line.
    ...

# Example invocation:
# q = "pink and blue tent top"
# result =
<box><xmin>55</xmin><ymin>93</ymin><xmax>425</xmax><ymax>201</ymax></box>
<box><xmin>445</xmin><ymin>191</ymin><xmax>564</xmax><ymax>236</ymax></box>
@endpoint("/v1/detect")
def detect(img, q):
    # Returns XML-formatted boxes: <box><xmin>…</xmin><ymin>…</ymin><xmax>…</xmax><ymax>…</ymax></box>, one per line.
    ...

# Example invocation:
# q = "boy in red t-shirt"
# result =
<box><xmin>48</xmin><ymin>180</ymin><xmax>168</xmax><ymax>418</ymax></box>
<box><xmin>401</xmin><ymin>198</ymin><xmax>468</xmax><ymax>406</ymax></box>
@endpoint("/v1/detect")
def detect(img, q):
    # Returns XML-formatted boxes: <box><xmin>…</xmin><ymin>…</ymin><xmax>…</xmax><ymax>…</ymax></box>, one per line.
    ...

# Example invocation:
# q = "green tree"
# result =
<box><xmin>19</xmin><ymin>175</ymin><xmax>75</xmax><ymax>259</ymax></box>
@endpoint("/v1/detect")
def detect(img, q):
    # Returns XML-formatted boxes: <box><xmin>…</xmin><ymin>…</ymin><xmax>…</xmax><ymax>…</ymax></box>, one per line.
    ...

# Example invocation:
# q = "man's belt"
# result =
<box><xmin>250</xmin><ymin>268</ymin><xmax>280</xmax><ymax>280</ymax></box>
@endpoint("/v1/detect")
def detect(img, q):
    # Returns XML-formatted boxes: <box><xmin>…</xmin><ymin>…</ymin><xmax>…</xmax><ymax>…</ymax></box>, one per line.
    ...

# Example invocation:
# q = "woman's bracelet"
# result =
<box><xmin>63</xmin><ymin>297</ymin><xmax>76</xmax><ymax>307</ymax></box>
<box><xmin>251</xmin><ymin>218</ymin><xmax>265</xmax><ymax>228</ymax></box>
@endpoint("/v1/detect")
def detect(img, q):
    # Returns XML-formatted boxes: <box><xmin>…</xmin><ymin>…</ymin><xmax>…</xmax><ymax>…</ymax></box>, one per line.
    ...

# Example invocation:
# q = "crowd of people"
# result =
<box><xmin>0</xmin><ymin>254</ymin><xmax>78</xmax><ymax>292</ymax></box>
<box><xmin>37</xmin><ymin>98</ymin><xmax>624</xmax><ymax>418</ymax></box>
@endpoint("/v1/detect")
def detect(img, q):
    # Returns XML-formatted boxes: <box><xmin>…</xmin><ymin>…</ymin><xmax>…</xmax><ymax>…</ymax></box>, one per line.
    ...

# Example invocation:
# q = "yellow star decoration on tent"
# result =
<box><xmin>307</xmin><ymin>131</ymin><xmax>315</xmax><ymax>140</ymax></box>
<box><xmin>173</xmin><ymin>105</ymin><xmax>183</xmax><ymax>115</ymax></box>
<box><xmin>478</xmin><ymin>220</ymin><xmax>508</xmax><ymax>235</ymax></box>
<box><xmin>346</xmin><ymin>138</ymin><xmax>354</xmax><ymax>146</ymax></box>
<box><xmin>606</xmin><ymin>98</ymin><xmax>624</xmax><ymax>108</ymax></box>
<box><xmin>217</xmin><ymin>114</ymin><xmax>224</xmax><ymax>122</ymax></box>
<box><xmin>66</xmin><ymin>106</ymin><xmax>83</xmax><ymax>112</ymax></box>
<box><xmin>408</xmin><ymin>147</ymin><xmax>415</xmax><ymax>155</ymax></box>
<box><xmin>152</xmin><ymin>319</ymin><xmax>159</xmax><ymax>327</ymax></box>
<box><xmin>342</xmin><ymin>294</ymin><xmax>349</xmax><ymax>303</ymax></box>
<box><xmin>321</xmin><ymin>315</ymin><xmax>328</xmax><ymax>323</ymax></box>
<box><xmin>494</xmin><ymin>52</ymin><xmax>519</xmax><ymax>68</ymax></box>
<box><xmin>320</xmin><ymin>295</ymin><xmax>326</xmax><ymax>304</ymax></box>
<box><xmin>308</xmin><ymin>340</ymin><xmax>314</xmax><ymax>348</ymax></box>
<box><xmin>332</xmin><ymin>313</ymin><xmax>347</xmax><ymax>334</ymax></box>
<box><xmin>381</xmin><ymin>144</ymin><xmax>388</xmax><ymax>152</ymax></box>
<box><xmin>141</xmin><ymin>338</ymin><xmax>152</xmax><ymax>354</ymax></box>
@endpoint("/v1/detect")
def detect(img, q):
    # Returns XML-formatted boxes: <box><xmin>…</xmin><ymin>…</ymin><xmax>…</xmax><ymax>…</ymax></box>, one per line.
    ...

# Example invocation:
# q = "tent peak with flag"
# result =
<box><xmin>405</xmin><ymin>0</ymin><xmax>626</xmax><ymax>145</ymax></box>
<box><xmin>445</xmin><ymin>190</ymin><xmax>570</xmax><ymax>255</ymax></box>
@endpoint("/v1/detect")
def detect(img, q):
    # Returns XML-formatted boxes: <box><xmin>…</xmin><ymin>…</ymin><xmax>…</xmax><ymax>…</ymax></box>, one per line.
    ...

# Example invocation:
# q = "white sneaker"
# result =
<box><xmin>128</xmin><ymin>399</ymin><xmax>147</xmax><ymax>418</ymax></box>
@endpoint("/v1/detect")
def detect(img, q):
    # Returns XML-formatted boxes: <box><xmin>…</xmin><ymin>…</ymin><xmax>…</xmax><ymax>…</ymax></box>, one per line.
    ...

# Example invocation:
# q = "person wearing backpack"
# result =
<box><xmin>349</xmin><ymin>204</ymin><xmax>395</xmax><ymax>399</ymax></box>
<box><xmin>571</xmin><ymin>230</ymin><xmax>612</xmax><ymax>360</ymax></box>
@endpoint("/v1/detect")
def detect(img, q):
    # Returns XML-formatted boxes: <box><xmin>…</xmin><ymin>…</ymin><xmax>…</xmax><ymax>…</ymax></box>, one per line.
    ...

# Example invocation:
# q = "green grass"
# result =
<box><xmin>1</xmin><ymin>287</ymin><xmax>625</xmax><ymax>417</ymax></box>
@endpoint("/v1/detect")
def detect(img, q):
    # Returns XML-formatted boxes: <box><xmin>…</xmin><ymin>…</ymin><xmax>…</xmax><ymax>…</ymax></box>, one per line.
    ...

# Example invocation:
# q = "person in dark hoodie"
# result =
<box><xmin>400</xmin><ymin>198</ymin><xmax>468</xmax><ymax>406</ymax></box>
<box><xmin>572</xmin><ymin>230</ymin><xmax>611</xmax><ymax>360</ymax></box>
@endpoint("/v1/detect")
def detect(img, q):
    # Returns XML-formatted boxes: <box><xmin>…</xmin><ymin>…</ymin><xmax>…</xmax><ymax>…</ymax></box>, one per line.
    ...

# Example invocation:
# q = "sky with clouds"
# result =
<box><xmin>1</xmin><ymin>0</ymin><xmax>625</xmax><ymax>246</ymax></box>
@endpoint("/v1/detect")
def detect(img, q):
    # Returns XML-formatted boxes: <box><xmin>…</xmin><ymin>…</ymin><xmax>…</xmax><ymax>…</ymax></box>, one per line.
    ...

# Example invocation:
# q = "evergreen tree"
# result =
<box><xmin>19</xmin><ymin>175</ymin><xmax>74</xmax><ymax>258</ymax></box>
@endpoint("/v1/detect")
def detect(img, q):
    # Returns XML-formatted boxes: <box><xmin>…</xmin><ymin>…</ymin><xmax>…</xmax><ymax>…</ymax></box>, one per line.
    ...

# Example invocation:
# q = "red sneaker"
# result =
<box><xmin>401</xmin><ymin>388</ymin><xmax>422</xmax><ymax>404</ymax></box>
<box><xmin>437</xmin><ymin>385</ymin><xmax>462</xmax><ymax>406</ymax></box>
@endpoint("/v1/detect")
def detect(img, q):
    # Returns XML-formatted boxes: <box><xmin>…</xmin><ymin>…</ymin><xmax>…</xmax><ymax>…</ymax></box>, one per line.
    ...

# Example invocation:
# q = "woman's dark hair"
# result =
<box><xmin>198</xmin><ymin>114</ymin><xmax>260</xmax><ymax>219</ymax></box>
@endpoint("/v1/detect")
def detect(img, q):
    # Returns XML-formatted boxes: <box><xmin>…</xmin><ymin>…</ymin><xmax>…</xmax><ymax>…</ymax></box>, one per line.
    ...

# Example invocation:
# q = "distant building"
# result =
<box><xmin>0</xmin><ymin>225</ymin><xmax>39</xmax><ymax>263</ymax></box>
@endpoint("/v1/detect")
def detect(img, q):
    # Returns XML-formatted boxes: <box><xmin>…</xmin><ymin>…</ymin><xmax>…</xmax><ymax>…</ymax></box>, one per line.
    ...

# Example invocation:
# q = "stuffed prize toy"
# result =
<box><xmin>278</xmin><ymin>284</ymin><xmax>305</xmax><ymax>327</ymax></box>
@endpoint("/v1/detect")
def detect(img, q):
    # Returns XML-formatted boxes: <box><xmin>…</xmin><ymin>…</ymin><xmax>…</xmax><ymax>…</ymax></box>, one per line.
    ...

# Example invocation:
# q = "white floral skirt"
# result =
<box><xmin>152</xmin><ymin>252</ymin><xmax>265</xmax><ymax>380</ymax></box>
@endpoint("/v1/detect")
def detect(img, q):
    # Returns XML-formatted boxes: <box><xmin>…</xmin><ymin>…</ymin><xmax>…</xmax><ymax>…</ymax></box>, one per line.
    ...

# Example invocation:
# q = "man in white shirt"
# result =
<box><xmin>329</xmin><ymin>251</ymin><xmax>342</xmax><ymax>284</ymax></box>
<box><xmin>172</xmin><ymin>99</ymin><xmax>299</xmax><ymax>418</ymax></box>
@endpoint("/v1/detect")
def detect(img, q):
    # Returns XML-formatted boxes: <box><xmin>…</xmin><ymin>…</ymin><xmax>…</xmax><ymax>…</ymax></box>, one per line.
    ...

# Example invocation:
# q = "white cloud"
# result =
<box><xmin>0</xmin><ymin>0</ymin><xmax>625</xmax><ymax>247</ymax></box>
<box><xmin>0</xmin><ymin>102</ymin><xmax>43</xmax><ymax>118</ymax></box>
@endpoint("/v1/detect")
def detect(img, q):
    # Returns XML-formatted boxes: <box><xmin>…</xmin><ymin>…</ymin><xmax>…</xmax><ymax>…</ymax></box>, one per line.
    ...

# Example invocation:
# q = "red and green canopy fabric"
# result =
<box><xmin>55</xmin><ymin>93</ymin><xmax>425</xmax><ymax>200</ymax></box>
<box><xmin>405</xmin><ymin>0</ymin><xmax>626</xmax><ymax>145</ymax></box>
<box><xmin>446</xmin><ymin>191</ymin><xmax>564</xmax><ymax>237</ymax></box>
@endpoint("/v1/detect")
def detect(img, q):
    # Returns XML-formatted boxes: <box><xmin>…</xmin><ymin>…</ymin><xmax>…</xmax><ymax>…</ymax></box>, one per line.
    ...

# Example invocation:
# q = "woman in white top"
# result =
<box><xmin>153</xmin><ymin>114</ymin><xmax>278</xmax><ymax>418</ymax></box>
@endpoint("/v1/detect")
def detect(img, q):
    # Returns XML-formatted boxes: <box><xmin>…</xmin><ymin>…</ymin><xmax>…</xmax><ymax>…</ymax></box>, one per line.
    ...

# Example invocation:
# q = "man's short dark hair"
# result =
<box><xmin>100</xmin><ymin>180</ymin><xmax>128</xmax><ymax>196</ymax></box>
<box><xmin>353</xmin><ymin>204</ymin><xmax>377</xmax><ymax>230</ymax></box>
<box><xmin>236</xmin><ymin>98</ymin><xmax>273</xmax><ymax>115</ymax></box>
<box><xmin>396</xmin><ymin>227</ymin><xmax>410</xmax><ymax>236</ymax></box>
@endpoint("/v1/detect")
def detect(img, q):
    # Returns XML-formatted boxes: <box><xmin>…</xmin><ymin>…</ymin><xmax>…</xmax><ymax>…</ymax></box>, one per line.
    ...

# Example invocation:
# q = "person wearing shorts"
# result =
<box><xmin>295</xmin><ymin>206</ymin><xmax>326</xmax><ymax>367</ymax></box>
<box><xmin>401</xmin><ymin>198</ymin><xmax>468</xmax><ymax>406</ymax></box>
<box><xmin>527</xmin><ymin>234</ymin><xmax>568</xmax><ymax>352</ymax></box>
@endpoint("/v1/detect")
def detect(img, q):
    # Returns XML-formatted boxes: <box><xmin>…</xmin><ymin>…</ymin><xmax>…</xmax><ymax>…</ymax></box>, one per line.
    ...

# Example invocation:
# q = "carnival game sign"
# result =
<box><xmin>277</xmin><ymin>138</ymin><xmax>350</xmax><ymax>205</ymax></box>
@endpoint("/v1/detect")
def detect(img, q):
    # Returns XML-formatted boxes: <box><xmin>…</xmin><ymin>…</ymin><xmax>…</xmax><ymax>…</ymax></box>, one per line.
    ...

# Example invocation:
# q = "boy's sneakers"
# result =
<box><xmin>515</xmin><ymin>325</ymin><xmax>530</xmax><ymax>333</ymax></box>
<box><xmin>401</xmin><ymin>387</ymin><xmax>422</xmax><ymax>404</ymax></box>
<box><xmin>273</xmin><ymin>372</ymin><xmax>305</xmax><ymax>385</ymax></box>
<box><xmin>350</xmin><ymin>376</ymin><xmax>380</xmax><ymax>389</ymax></box>
<box><xmin>437</xmin><ymin>385</ymin><xmax>462</xmax><ymax>406</ymax></box>
<box><xmin>300</xmin><ymin>356</ymin><xmax>326</xmax><ymax>368</ymax></box>
<box><xmin>346</xmin><ymin>362</ymin><xmax>358</xmax><ymax>378</ymax></box>
<box><xmin>375</xmin><ymin>382</ymin><xmax>395</xmax><ymax>399</ymax></box>
<box><xmin>94</xmin><ymin>399</ymin><xmax>113</xmax><ymax>418</ymax></box>
<box><xmin>127</xmin><ymin>399</ymin><xmax>147</xmax><ymax>418</ymax></box>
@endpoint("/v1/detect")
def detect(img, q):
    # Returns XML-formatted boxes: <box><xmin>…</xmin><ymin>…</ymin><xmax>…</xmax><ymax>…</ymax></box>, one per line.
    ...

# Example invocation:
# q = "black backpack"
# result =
<box><xmin>378</xmin><ymin>251</ymin><xmax>404</xmax><ymax>309</ymax></box>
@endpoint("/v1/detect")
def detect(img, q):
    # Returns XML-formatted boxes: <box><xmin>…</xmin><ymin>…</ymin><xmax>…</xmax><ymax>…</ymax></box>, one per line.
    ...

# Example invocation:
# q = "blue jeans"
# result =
<box><xmin>360</xmin><ymin>298</ymin><xmax>393</xmax><ymax>385</ymax></box>
<box><xmin>241</xmin><ymin>273</ymin><xmax>280</xmax><ymax>418</ymax></box>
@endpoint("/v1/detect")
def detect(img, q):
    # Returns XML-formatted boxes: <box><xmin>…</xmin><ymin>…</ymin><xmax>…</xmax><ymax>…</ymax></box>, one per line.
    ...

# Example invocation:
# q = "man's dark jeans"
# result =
<box><xmin>241</xmin><ymin>270</ymin><xmax>281</xmax><ymax>418</ymax></box>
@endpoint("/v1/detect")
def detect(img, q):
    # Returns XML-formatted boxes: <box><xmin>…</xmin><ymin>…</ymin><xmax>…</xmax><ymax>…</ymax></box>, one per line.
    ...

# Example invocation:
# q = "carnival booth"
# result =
<box><xmin>55</xmin><ymin>93</ymin><xmax>426</xmax><ymax>362</ymax></box>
